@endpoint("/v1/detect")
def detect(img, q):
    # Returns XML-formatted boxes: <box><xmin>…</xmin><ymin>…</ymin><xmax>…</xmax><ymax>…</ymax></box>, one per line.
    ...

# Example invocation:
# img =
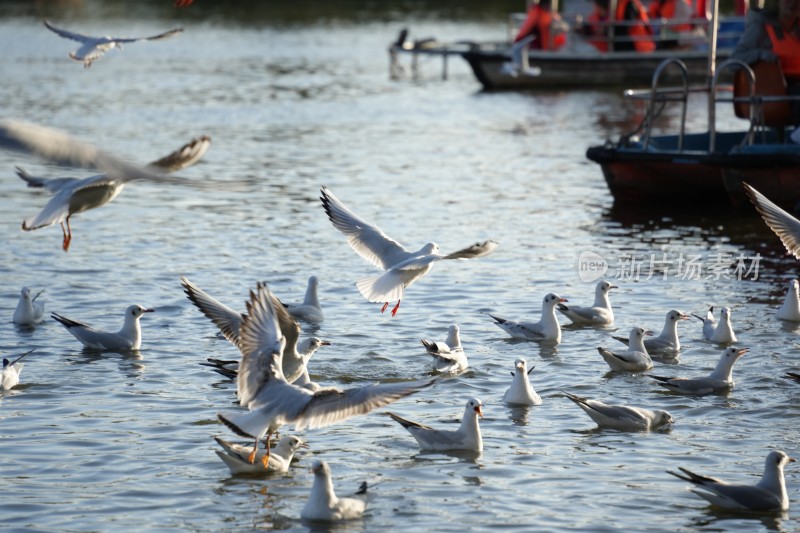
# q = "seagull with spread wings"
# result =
<box><xmin>320</xmin><ymin>186</ymin><xmax>498</xmax><ymax>316</ymax></box>
<box><xmin>43</xmin><ymin>20</ymin><xmax>183</xmax><ymax>67</ymax></box>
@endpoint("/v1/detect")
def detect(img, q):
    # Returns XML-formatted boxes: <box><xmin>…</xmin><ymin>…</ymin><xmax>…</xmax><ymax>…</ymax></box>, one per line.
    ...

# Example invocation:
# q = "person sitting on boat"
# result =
<box><xmin>579</xmin><ymin>0</ymin><xmax>657</xmax><ymax>52</ymax></box>
<box><xmin>732</xmin><ymin>0</ymin><xmax>800</xmax><ymax>124</ymax></box>
<box><xmin>514</xmin><ymin>0</ymin><xmax>568</xmax><ymax>50</ymax></box>
<box><xmin>647</xmin><ymin>0</ymin><xmax>696</xmax><ymax>48</ymax></box>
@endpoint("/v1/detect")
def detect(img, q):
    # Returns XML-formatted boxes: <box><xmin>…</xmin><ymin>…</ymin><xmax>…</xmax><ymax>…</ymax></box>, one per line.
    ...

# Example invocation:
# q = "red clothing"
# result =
<box><xmin>586</xmin><ymin>0</ymin><xmax>655</xmax><ymax>52</ymax></box>
<box><xmin>765</xmin><ymin>24</ymin><xmax>800</xmax><ymax>78</ymax></box>
<box><xmin>647</xmin><ymin>0</ymin><xmax>692</xmax><ymax>32</ymax></box>
<box><xmin>514</xmin><ymin>4</ymin><xmax>566</xmax><ymax>50</ymax></box>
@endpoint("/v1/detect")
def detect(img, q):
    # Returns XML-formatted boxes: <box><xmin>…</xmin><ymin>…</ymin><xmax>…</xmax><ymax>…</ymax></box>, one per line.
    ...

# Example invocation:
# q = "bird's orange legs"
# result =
<box><xmin>60</xmin><ymin>217</ymin><xmax>73</xmax><ymax>252</ymax></box>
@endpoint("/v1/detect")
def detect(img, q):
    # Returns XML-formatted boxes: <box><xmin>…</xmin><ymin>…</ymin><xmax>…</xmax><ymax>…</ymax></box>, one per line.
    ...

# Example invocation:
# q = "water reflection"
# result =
<box><xmin>687</xmin><ymin>508</ymin><xmax>790</xmax><ymax>532</ymax></box>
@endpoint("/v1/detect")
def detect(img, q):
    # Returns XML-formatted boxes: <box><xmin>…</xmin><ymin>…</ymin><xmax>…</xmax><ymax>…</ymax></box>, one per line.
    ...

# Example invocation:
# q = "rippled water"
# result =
<box><xmin>0</xmin><ymin>4</ymin><xmax>798</xmax><ymax>532</ymax></box>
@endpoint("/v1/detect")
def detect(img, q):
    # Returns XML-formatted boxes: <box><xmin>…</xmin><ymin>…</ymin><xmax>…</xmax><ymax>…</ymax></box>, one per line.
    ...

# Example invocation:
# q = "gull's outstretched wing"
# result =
<box><xmin>43</xmin><ymin>20</ymin><xmax>93</xmax><ymax>43</ymax></box>
<box><xmin>744</xmin><ymin>182</ymin><xmax>800</xmax><ymax>259</ymax></box>
<box><xmin>320</xmin><ymin>186</ymin><xmax>412</xmax><ymax>270</ymax></box>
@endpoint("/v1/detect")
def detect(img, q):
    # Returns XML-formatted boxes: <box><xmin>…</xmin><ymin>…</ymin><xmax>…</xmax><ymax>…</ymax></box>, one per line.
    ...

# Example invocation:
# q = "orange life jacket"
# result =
<box><xmin>647</xmin><ymin>0</ymin><xmax>692</xmax><ymax>32</ymax></box>
<box><xmin>514</xmin><ymin>4</ymin><xmax>567</xmax><ymax>50</ymax></box>
<box><xmin>765</xmin><ymin>24</ymin><xmax>800</xmax><ymax>79</ymax></box>
<box><xmin>616</xmin><ymin>0</ymin><xmax>656</xmax><ymax>52</ymax></box>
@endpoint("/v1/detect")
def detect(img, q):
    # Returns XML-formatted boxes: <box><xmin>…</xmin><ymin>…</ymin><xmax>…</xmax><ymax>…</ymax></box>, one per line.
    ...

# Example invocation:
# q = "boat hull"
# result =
<box><xmin>461</xmin><ymin>49</ymin><xmax>728</xmax><ymax>90</ymax></box>
<box><xmin>587</xmin><ymin>131</ymin><xmax>800</xmax><ymax>209</ymax></box>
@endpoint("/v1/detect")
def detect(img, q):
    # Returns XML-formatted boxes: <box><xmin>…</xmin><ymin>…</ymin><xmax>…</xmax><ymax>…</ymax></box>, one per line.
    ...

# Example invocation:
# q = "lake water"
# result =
<box><xmin>0</xmin><ymin>2</ymin><xmax>798</xmax><ymax>532</ymax></box>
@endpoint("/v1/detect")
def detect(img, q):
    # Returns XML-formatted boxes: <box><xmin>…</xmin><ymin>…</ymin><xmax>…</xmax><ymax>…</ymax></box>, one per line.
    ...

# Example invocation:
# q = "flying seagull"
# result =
<box><xmin>43</xmin><ymin>20</ymin><xmax>183</xmax><ymax>67</ymax></box>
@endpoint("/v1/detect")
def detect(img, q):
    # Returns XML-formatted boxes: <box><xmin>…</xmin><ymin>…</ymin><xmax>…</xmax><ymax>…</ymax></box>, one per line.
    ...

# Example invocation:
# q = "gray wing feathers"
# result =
<box><xmin>320</xmin><ymin>186</ymin><xmax>410</xmax><ymax>270</ymax></box>
<box><xmin>744</xmin><ymin>182</ymin><xmax>800</xmax><ymax>259</ymax></box>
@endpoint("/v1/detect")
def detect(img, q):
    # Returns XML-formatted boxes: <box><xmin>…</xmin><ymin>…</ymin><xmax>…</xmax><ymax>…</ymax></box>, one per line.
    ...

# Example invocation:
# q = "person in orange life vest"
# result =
<box><xmin>648</xmin><ymin>0</ymin><xmax>694</xmax><ymax>48</ymax></box>
<box><xmin>732</xmin><ymin>0</ymin><xmax>800</xmax><ymax>124</ymax></box>
<box><xmin>580</xmin><ymin>0</ymin><xmax>656</xmax><ymax>52</ymax></box>
<box><xmin>514</xmin><ymin>0</ymin><xmax>567</xmax><ymax>50</ymax></box>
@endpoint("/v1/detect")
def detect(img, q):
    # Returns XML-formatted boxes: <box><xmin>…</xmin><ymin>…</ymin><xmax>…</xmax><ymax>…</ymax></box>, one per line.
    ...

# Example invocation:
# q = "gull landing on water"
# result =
<box><xmin>301</xmin><ymin>460</ymin><xmax>371</xmax><ymax>522</ymax></box>
<box><xmin>43</xmin><ymin>20</ymin><xmax>183</xmax><ymax>68</ymax></box>
<box><xmin>216</xmin><ymin>281</ymin><xmax>432</xmax><ymax>468</ymax></box>
<box><xmin>15</xmin><ymin>131</ymin><xmax>210</xmax><ymax>252</ymax></box>
<box><xmin>320</xmin><ymin>187</ymin><xmax>498</xmax><ymax>316</ymax></box>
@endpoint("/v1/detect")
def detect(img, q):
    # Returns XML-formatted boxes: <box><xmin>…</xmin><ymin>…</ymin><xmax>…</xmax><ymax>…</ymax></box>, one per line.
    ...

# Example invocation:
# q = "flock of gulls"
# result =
<box><xmin>2</xmin><ymin>17</ymin><xmax>800</xmax><ymax>526</ymax></box>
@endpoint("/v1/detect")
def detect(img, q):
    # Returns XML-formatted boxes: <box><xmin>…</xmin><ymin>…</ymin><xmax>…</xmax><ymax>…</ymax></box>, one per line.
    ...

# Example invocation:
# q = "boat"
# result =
<box><xmin>585</xmin><ymin>58</ymin><xmax>800</xmax><ymax>210</ymax></box>
<box><xmin>388</xmin><ymin>3</ymin><xmax>745</xmax><ymax>90</ymax></box>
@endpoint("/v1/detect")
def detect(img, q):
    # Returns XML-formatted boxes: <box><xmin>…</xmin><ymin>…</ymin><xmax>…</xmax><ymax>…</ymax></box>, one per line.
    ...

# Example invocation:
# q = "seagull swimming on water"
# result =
<box><xmin>562</xmin><ymin>391</ymin><xmax>673</xmax><ymax>431</ymax></box>
<box><xmin>503</xmin><ymin>359</ymin><xmax>542</xmax><ymax>406</ymax></box>
<box><xmin>668</xmin><ymin>450</ymin><xmax>795</xmax><ymax>512</ymax></box>
<box><xmin>283</xmin><ymin>276</ymin><xmax>324</xmax><ymax>324</ymax></box>
<box><xmin>43</xmin><ymin>20</ymin><xmax>183</xmax><ymax>68</ymax></box>
<box><xmin>598</xmin><ymin>327</ymin><xmax>653</xmax><ymax>372</ymax></box>
<box><xmin>385</xmin><ymin>398</ymin><xmax>483</xmax><ymax>452</ymax></box>
<box><xmin>15</xmin><ymin>131</ymin><xmax>209</xmax><ymax>251</ymax></box>
<box><xmin>613</xmin><ymin>310</ymin><xmax>688</xmax><ymax>354</ymax></box>
<box><xmin>320</xmin><ymin>186</ymin><xmax>498</xmax><ymax>316</ymax></box>
<box><xmin>301</xmin><ymin>460</ymin><xmax>371</xmax><ymax>522</ymax></box>
<box><xmin>692</xmin><ymin>306</ymin><xmax>716</xmax><ymax>340</ymax></box>
<box><xmin>51</xmin><ymin>304</ymin><xmax>154</xmax><ymax>351</ymax></box>
<box><xmin>216</xmin><ymin>281</ymin><xmax>432</xmax><ymax>467</ymax></box>
<box><xmin>777</xmin><ymin>279</ymin><xmax>800</xmax><ymax>321</ymax></box>
<box><xmin>557</xmin><ymin>280</ymin><xmax>616</xmax><ymax>326</ymax></box>
<box><xmin>490</xmin><ymin>292</ymin><xmax>566</xmax><ymax>343</ymax></box>
<box><xmin>649</xmin><ymin>346</ymin><xmax>748</xmax><ymax>395</ymax></box>
<box><xmin>12</xmin><ymin>287</ymin><xmax>46</xmax><ymax>326</ymax></box>
<box><xmin>213</xmin><ymin>434</ymin><xmax>307</xmax><ymax>475</ymax></box>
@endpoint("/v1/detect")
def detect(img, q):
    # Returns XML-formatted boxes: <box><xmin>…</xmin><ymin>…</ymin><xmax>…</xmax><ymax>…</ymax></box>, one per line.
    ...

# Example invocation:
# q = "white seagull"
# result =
<box><xmin>181</xmin><ymin>276</ymin><xmax>330</xmax><ymax>386</ymax></box>
<box><xmin>43</xmin><ymin>20</ymin><xmax>183</xmax><ymax>68</ymax></box>
<box><xmin>777</xmin><ymin>279</ymin><xmax>800</xmax><ymax>321</ymax></box>
<box><xmin>320</xmin><ymin>187</ymin><xmax>498</xmax><ymax>316</ymax></box>
<box><xmin>301</xmin><ymin>460</ymin><xmax>371</xmax><ymax>522</ymax></box>
<box><xmin>216</xmin><ymin>282</ymin><xmax>432</xmax><ymax>466</ymax></box>
<box><xmin>51</xmin><ymin>304</ymin><xmax>154</xmax><ymax>351</ymax></box>
<box><xmin>598</xmin><ymin>327</ymin><xmax>653</xmax><ymax>372</ymax></box>
<box><xmin>490</xmin><ymin>292</ymin><xmax>566</xmax><ymax>343</ymax></box>
<box><xmin>563</xmin><ymin>391</ymin><xmax>673</xmax><ymax>431</ymax></box>
<box><xmin>503</xmin><ymin>359</ymin><xmax>542</xmax><ymax>406</ymax></box>
<box><xmin>420</xmin><ymin>324</ymin><xmax>468</xmax><ymax>374</ymax></box>
<box><xmin>557</xmin><ymin>280</ymin><xmax>617</xmax><ymax>326</ymax></box>
<box><xmin>649</xmin><ymin>346</ymin><xmax>748</xmax><ymax>395</ymax></box>
<box><xmin>744</xmin><ymin>182</ymin><xmax>800</xmax><ymax>259</ymax></box>
<box><xmin>12</xmin><ymin>287</ymin><xmax>46</xmax><ymax>326</ymax></box>
<box><xmin>692</xmin><ymin>306</ymin><xmax>717</xmax><ymax>341</ymax></box>
<box><xmin>1</xmin><ymin>349</ymin><xmax>35</xmax><ymax>391</ymax></box>
<box><xmin>17</xmin><ymin>134</ymin><xmax>210</xmax><ymax>252</ymax></box>
<box><xmin>668</xmin><ymin>450</ymin><xmax>795</xmax><ymax>512</ymax></box>
<box><xmin>385</xmin><ymin>398</ymin><xmax>483</xmax><ymax>452</ymax></box>
<box><xmin>213</xmin><ymin>435</ymin><xmax>307</xmax><ymax>475</ymax></box>
<box><xmin>709</xmin><ymin>307</ymin><xmax>737</xmax><ymax>344</ymax></box>
<box><xmin>283</xmin><ymin>275</ymin><xmax>324</xmax><ymax>324</ymax></box>
<box><xmin>613</xmin><ymin>310</ymin><xmax>689</xmax><ymax>354</ymax></box>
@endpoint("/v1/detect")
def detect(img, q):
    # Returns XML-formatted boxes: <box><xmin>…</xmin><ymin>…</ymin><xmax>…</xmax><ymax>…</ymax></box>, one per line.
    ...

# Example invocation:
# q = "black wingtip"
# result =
<box><xmin>217</xmin><ymin>414</ymin><xmax>255</xmax><ymax>439</ymax></box>
<box><xmin>356</xmin><ymin>481</ymin><xmax>368</xmax><ymax>495</ymax></box>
